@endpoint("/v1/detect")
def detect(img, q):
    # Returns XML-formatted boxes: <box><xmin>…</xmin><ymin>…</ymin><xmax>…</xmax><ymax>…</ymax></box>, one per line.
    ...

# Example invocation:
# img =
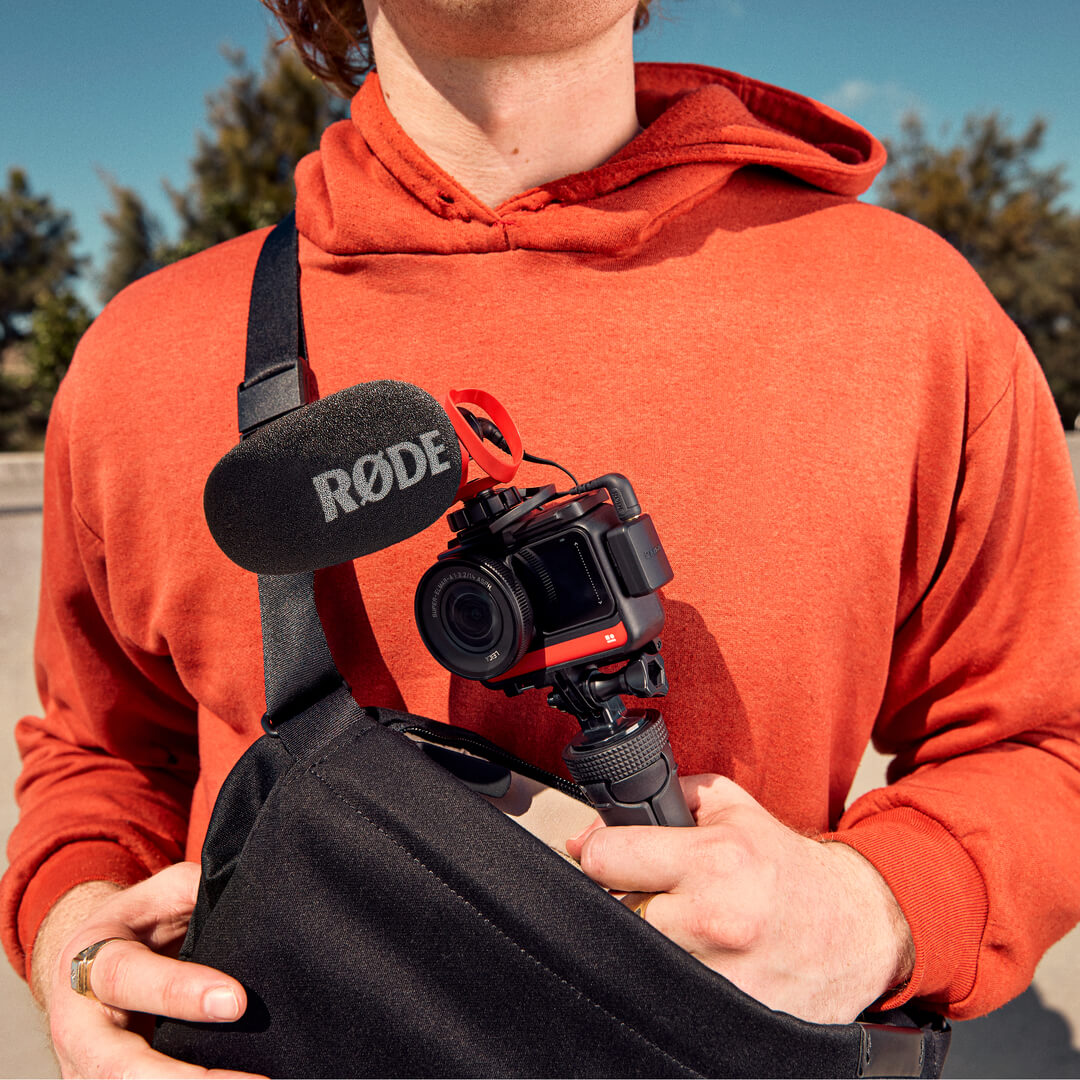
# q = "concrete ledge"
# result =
<box><xmin>0</xmin><ymin>453</ymin><xmax>44</xmax><ymax>514</ymax></box>
<box><xmin>0</xmin><ymin>453</ymin><xmax>43</xmax><ymax>487</ymax></box>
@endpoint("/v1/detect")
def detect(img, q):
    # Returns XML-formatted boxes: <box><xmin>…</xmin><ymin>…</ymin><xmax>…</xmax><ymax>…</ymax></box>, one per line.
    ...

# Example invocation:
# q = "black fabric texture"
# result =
<box><xmin>153</xmin><ymin>705</ymin><xmax>947</xmax><ymax>1079</ymax></box>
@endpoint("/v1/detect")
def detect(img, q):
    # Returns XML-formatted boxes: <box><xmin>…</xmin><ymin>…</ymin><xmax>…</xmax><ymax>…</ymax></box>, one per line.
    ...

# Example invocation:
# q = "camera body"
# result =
<box><xmin>415</xmin><ymin>471</ymin><xmax>693</xmax><ymax>828</ymax></box>
<box><xmin>414</xmin><ymin>476</ymin><xmax>673</xmax><ymax>696</ymax></box>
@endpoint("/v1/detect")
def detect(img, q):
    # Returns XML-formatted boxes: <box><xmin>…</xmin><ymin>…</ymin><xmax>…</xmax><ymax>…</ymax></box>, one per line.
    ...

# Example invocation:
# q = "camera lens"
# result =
<box><xmin>415</xmin><ymin>558</ymin><xmax>533</xmax><ymax>679</ymax></box>
<box><xmin>443</xmin><ymin>581</ymin><xmax>503</xmax><ymax>653</ymax></box>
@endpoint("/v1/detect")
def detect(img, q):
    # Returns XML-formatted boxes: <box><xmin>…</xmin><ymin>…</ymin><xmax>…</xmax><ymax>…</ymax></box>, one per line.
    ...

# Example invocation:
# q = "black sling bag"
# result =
<box><xmin>153</xmin><ymin>214</ymin><xmax>952</xmax><ymax>1078</ymax></box>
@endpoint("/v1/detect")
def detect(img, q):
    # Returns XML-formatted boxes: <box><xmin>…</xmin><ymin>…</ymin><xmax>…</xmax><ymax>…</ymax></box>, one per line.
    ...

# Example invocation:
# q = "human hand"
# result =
<box><xmin>34</xmin><ymin>862</ymin><xmax>265</xmax><ymax>1079</ymax></box>
<box><xmin>566</xmin><ymin>774</ymin><xmax>914</xmax><ymax>1025</ymax></box>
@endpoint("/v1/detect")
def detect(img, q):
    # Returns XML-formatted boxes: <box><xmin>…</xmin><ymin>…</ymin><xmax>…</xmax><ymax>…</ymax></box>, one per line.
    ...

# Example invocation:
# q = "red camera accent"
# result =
<box><xmin>445</xmin><ymin>388</ymin><xmax>523</xmax><ymax>491</ymax></box>
<box><xmin>494</xmin><ymin>621</ymin><xmax>629</xmax><ymax>683</ymax></box>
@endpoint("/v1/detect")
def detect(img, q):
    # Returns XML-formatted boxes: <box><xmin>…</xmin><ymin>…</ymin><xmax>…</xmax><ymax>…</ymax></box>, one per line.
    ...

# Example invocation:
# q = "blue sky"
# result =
<box><xmin>3</xmin><ymin>0</ymin><xmax>1078</xmax><ymax>310</ymax></box>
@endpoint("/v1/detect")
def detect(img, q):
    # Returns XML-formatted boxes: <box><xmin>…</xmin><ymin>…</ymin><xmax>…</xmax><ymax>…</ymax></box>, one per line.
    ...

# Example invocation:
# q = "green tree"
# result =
<box><xmin>0</xmin><ymin>168</ymin><xmax>82</xmax><ymax>351</ymax></box>
<box><xmin>0</xmin><ymin>170</ymin><xmax>87</xmax><ymax>449</ymax></box>
<box><xmin>99</xmin><ymin>175</ymin><xmax>164</xmax><ymax>305</ymax></box>
<box><xmin>164</xmin><ymin>44</ymin><xmax>348</xmax><ymax>260</ymax></box>
<box><xmin>880</xmin><ymin>114</ymin><xmax>1080</xmax><ymax>427</ymax></box>
<box><xmin>0</xmin><ymin>372</ymin><xmax>30</xmax><ymax>451</ymax></box>
<box><xmin>98</xmin><ymin>43</ymin><xmax>345</xmax><ymax>297</ymax></box>
<box><xmin>27</xmin><ymin>289</ymin><xmax>92</xmax><ymax>396</ymax></box>
<box><xmin>0</xmin><ymin>289</ymin><xmax>94</xmax><ymax>450</ymax></box>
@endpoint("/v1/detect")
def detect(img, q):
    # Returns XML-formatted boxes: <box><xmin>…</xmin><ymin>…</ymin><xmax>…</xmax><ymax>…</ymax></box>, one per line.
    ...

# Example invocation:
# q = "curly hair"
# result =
<box><xmin>260</xmin><ymin>1</ymin><xmax>657</xmax><ymax>98</ymax></box>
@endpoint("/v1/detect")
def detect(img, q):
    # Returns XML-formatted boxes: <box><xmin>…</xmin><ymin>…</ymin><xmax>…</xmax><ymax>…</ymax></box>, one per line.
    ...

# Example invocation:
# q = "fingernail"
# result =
<box><xmin>204</xmin><ymin>986</ymin><xmax>241</xmax><ymax>1020</ymax></box>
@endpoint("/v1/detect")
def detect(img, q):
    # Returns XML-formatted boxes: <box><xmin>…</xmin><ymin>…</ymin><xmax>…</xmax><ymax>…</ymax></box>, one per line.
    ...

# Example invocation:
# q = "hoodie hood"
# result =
<box><xmin>296</xmin><ymin>62</ymin><xmax>885</xmax><ymax>257</ymax></box>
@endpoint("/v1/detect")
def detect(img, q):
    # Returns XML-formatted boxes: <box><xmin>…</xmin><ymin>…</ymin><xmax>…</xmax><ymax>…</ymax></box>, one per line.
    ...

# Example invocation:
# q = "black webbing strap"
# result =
<box><xmin>243</xmin><ymin>215</ymin><xmax>357</xmax><ymax>760</ymax></box>
<box><xmin>256</xmin><ymin>572</ymin><xmax>358</xmax><ymax>758</ymax></box>
<box><xmin>239</xmin><ymin>211</ymin><xmax>307</xmax><ymax>437</ymax></box>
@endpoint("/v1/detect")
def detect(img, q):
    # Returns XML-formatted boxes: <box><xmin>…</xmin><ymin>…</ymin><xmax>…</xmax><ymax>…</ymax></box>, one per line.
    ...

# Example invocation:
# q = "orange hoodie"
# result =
<box><xmin>4</xmin><ymin>64</ymin><xmax>1079</xmax><ymax>1020</ymax></box>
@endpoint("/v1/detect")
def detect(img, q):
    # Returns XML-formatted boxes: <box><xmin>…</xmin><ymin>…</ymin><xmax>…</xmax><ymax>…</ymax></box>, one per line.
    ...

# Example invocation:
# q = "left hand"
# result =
<box><xmin>566</xmin><ymin>774</ymin><xmax>914</xmax><ymax>1024</ymax></box>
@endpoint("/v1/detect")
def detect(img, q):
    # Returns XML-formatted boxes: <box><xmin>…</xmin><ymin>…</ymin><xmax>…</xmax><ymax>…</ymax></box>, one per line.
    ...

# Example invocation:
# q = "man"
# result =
<box><xmin>6</xmin><ymin>1</ymin><xmax>1080</xmax><ymax>1075</ymax></box>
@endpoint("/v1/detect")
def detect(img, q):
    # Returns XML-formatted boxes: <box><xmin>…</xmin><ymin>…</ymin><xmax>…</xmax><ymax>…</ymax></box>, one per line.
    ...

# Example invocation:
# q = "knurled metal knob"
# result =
<box><xmin>563</xmin><ymin>711</ymin><xmax>672</xmax><ymax>786</ymax></box>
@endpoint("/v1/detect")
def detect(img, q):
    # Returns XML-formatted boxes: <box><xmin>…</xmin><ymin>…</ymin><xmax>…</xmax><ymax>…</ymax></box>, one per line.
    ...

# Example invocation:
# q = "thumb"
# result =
<box><xmin>565</xmin><ymin>816</ymin><xmax>605</xmax><ymax>861</ymax></box>
<box><xmin>680</xmin><ymin>774</ymin><xmax>759</xmax><ymax>826</ymax></box>
<box><xmin>106</xmin><ymin>862</ymin><xmax>203</xmax><ymax>945</ymax></box>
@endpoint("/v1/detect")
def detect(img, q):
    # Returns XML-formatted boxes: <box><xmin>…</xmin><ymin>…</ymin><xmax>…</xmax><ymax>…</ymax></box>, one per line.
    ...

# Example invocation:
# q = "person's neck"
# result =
<box><xmin>367</xmin><ymin>11</ymin><xmax>639</xmax><ymax>210</ymax></box>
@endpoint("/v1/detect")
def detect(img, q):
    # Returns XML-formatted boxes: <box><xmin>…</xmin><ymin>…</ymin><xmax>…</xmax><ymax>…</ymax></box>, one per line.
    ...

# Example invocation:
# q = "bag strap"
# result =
<box><xmin>256</xmin><ymin>572</ymin><xmax>361</xmax><ymax>759</ymax></box>
<box><xmin>241</xmin><ymin>214</ymin><xmax>362</xmax><ymax>760</ymax></box>
<box><xmin>238</xmin><ymin>210</ymin><xmax>307</xmax><ymax>437</ymax></box>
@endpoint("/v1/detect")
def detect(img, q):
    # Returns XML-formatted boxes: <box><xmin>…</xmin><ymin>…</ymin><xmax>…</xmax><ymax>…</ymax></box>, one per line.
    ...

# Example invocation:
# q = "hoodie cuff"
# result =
<box><xmin>824</xmin><ymin>806</ymin><xmax>988</xmax><ymax>1009</ymax></box>
<box><xmin>14</xmin><ymin>842</ymin><xmax>149</xmax><ymax>981</ymax></box>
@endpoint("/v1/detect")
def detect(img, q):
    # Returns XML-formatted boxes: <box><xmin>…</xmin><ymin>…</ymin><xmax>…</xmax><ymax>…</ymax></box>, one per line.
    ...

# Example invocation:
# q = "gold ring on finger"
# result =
<box><xmin>70</xmin><ymin>937</ymin><xmax>127</xmax><ymax>1003</ymax></box>
<box><xmin>621</xmin><ymin>891</ymin><xmax>661</xmax><ymax>920</ymax></box>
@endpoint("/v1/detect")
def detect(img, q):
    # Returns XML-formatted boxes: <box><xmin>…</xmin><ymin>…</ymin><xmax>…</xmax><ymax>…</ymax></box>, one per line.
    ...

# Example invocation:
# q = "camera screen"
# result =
<box><xmin>514</xmin><ymin>532</ymin><xmax>615</xmax><ymax>634</ymax></box>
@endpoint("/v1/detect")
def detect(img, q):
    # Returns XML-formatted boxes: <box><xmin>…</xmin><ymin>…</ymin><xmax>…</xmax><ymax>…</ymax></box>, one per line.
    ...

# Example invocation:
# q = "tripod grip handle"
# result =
<box><xmin>563</xmin><ymin>711</ymin><xmax>695</xmax><ymax>827</ymax></box>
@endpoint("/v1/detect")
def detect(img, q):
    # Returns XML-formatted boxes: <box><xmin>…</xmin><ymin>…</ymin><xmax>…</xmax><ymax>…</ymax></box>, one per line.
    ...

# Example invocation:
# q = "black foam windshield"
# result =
<box><xmin>204</xmin><ymin>380</ymin><xmax>463</xmax><ymax>574</ymax></box>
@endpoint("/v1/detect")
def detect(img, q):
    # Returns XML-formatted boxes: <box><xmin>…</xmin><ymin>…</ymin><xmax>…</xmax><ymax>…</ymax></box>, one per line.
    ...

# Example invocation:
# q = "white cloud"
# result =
<box><xmin>825</xmin><ymin>79</ymin><xmax>879</xmax><ymax>111</ymax></box>
<box><xmin>823</xmin><ymin>79</ymin><xmax>924</xmax><ymax>123</ymax></box>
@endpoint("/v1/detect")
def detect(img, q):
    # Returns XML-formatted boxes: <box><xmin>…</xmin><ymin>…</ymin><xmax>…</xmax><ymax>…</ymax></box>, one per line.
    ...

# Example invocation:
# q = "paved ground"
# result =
<box><xmin>2</xmin><ymin>439</ymin><xmax>1079</xmax><ymax>1077</ymax></box>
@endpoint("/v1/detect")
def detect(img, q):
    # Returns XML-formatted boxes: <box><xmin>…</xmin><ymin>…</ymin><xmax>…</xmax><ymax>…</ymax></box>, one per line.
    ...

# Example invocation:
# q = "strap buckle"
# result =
<box><xmin>857</xmin><ymin>1022</ymin><xmax>929</xmax><ymax>1077</ymax></box>
<box><xmin>237</xmin><ymin>362</ymin><xmax>305</xmax><ymax>436</ymax></box>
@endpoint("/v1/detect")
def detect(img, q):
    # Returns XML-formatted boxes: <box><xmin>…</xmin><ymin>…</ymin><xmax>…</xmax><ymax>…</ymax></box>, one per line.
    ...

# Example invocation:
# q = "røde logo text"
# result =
<box><xmin>312</xmin><ymin>431</ymin><xmax>451</xmax><ymax>523</ymax></box>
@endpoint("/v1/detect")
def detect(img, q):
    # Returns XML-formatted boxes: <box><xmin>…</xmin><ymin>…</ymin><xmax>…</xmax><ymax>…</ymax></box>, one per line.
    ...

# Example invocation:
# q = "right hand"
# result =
<box><xmin>33</xmin><ymin>862</ymin><xmax>265</xmax><ymax>1079</ymax></box>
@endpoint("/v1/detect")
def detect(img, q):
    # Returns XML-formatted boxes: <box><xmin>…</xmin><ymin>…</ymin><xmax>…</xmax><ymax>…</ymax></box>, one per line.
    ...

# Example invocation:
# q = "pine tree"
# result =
<box><xmin>0</xmin><ymin>168</ymin><xmax>83</xmax><ymax>351</ymax></box>
<box><xmin>0</xmin><ymin>170</ymin><xmax>87</xmax><ymax>448</ymax></box>
<box><xmin>99</xmin><ymin>175</ymin><xmax>164</xmax><ymax>305</ymax></box>
<box><xmin>98</xmin><ymin>43</ymin><xmax>345</xmax><ymax>295</ymax></box>
<box><xmin>27</xmin><ymin>289</ymin><xmax>93</xmax><ymax>396</ymax></box>
<box><xmin>164</xmin><ymin>44</ymin><xmax>348</xmax><ymax>260</ymax></box>
<box><xmin>0</xmin><ymin>289</ymin><xmax>95</xmax><ymax>449</ymax></box>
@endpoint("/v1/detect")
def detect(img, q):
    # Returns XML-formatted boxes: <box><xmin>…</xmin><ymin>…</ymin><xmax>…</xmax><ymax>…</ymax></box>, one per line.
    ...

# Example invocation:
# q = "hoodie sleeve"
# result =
<box><xmin>828</xmin><ymin>334</ymin><xmax>1080</xmax><ymax>1019</ymax></box>
<box><xmin>0</xmin><ymin>386</ymin><xmax>197</xmax><ymax>981</ymax></box>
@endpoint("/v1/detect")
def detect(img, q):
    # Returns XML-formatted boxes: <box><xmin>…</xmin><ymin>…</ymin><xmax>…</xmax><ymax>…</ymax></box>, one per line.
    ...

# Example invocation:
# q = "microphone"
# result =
<box><xmin>205</xmin><ymin>380</ymin><xmax>473</xmax><ymax>575</ymax></box>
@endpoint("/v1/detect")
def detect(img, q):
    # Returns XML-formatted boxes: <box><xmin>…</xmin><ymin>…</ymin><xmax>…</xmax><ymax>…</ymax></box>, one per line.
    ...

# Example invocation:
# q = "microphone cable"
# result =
<box><xmin>458</xmin><ymin>407</ymin><xmax>579</xmax><ymax>488</ymax></box>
